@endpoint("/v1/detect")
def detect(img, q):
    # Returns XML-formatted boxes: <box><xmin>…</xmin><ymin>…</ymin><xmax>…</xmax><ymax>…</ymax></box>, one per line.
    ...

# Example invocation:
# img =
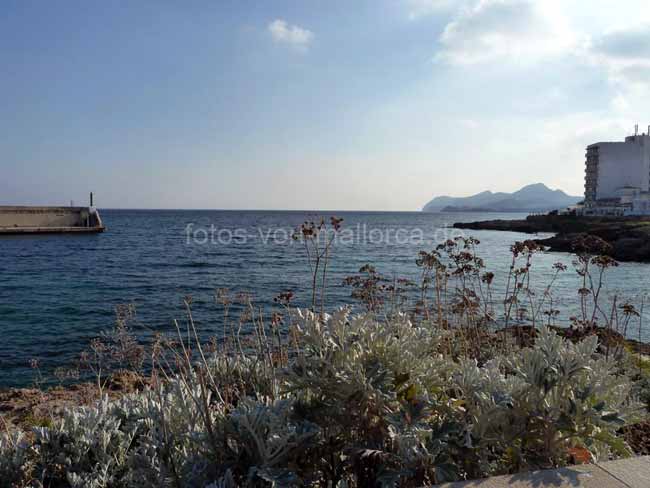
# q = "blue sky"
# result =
<box><xmin>2</xmin><ymin>0</ymin><xmax>650</xmax><ymax>210</ymax></box>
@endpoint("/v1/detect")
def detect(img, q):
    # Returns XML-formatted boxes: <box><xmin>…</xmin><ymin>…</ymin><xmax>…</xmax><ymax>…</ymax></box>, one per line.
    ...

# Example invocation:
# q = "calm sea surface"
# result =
<box><xmin>1</xmin><ymin>209</ymin><xmax>649</xmax><ymax>387</ymax></box>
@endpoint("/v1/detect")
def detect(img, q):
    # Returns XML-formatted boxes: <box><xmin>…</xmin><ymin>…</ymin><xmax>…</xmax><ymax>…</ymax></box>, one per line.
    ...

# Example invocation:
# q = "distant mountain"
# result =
<box><xmin>422</xmin><ymin>183</ymin><xmax>582</xmax><ymax>213</ymax></box>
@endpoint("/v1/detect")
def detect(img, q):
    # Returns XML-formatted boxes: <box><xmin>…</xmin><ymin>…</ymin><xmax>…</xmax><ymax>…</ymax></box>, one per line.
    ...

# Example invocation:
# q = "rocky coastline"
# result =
<box><xmin>453</xmin><ymin>214</ymin><xmax>650</xmax><ymax>262</ymax></box>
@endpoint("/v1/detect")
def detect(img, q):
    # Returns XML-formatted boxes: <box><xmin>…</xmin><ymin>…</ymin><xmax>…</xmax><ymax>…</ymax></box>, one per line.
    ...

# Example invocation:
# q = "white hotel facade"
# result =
<box><xmin>584</xmin><ymin>130</ymin><xmax>650</xmax><ymax>215</ymax></box>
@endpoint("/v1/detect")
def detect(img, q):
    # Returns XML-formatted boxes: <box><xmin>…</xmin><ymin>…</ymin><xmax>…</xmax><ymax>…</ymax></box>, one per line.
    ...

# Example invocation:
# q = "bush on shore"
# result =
<box><xmin>0</xmin><ymin>309</ymin><xmax>643</xmax><ymax>487</ymax></box>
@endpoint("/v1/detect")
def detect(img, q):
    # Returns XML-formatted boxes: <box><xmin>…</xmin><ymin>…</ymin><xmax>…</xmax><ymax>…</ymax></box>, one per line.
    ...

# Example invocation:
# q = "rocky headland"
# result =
<box><xmin>453</xmin><ymin>214</ymin><xmax>650</xmax><ymax>262</ymax></box>
<box><xmin>423</xmin><ymin>183</ymin><xmax>581</xmax><ymax>213</ymax></box>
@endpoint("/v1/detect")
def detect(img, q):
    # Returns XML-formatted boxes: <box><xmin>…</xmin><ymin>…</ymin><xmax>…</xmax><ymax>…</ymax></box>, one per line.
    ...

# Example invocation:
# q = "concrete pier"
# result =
<box><xmin>0</xmin><ymin>206</ymin><xmax>105</xmax><ymax>235</ymax></box>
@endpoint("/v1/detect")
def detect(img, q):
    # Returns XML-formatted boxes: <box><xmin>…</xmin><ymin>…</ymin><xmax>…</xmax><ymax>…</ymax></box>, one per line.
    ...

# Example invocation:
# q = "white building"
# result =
<box><xmin>584</xmin><ymin>130</ymin><xmax>650</xmax><ymax>215</ymax></box>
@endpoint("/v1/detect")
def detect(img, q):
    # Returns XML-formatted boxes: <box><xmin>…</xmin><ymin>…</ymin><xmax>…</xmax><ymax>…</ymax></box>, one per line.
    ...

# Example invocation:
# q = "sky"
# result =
<box><xmin>2</xmin><ymin>0</ymin><xmax>650</xmax><ymax>210</ymax></box>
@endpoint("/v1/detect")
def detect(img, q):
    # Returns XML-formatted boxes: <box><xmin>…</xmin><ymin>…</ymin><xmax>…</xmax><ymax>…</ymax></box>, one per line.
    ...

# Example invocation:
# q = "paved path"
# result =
<box><xmin>435</xmin><ymin>456</ymin><xmax>650</xmax><ymax>487</ymax></box>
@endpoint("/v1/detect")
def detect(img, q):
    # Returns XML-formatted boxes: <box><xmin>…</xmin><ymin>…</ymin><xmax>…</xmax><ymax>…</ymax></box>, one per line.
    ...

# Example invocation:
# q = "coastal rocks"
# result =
<box><xmin>534</xmin><ymin>233</ymin><xmax>609</xmax><ymax>256</ymax></box>
<box><xmin>452</xmin><ymin>219</ymin><xmax>545</xmax><ymax>233</ymax></box>
<box><xmin>537</xmin><ymin>232</ymin><xmax>650</xmax><ymax>262</ymax></box>
<box><xmin>453</xmin><ymin>215</ymin><xmax>650</xmax><ymax>263</ymax></box>
<box><xmin>0</xmin><ymin>371</ymin><xmax>146</xmax><ymax>428</ymax></box>
<box><xmin>0</xmin><ymin>385</ymin><xmax>96</xmax><ymax>427</ymax></box>
<box><xmin>622</xmin><ymin>421</ymin><xmax>650</xmax><ymax>455</ymax></box>
<box><xmin>613</xmin><ymin>237</ymin><xmax>650</xmax><ymax>262</ymax></box>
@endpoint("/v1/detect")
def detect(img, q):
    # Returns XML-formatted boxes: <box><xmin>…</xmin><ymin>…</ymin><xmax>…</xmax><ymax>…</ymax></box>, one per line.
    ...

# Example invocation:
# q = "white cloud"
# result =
<box><xmin>268</xmin><ymin>19</ymin><xmax>313</xmax><ymax>51</ymax></box>
<box><xmin>406</xmin><ymin>0</ymin><xmax>459</xmax><ymax>19</ymax></box>
<box><xmin>430</xmin><ymin>1</ymin><xmax>650</xmax><ymax>92</ymax></box>
<box><xmin>592</xmin><ymin>24</ymin><xmax>650</xmax><ymax>62</ymax></box>
<box><xmin>434</xmin><ymin>0</ymin><xmax>578</xmax><ymax>65</ymax></box>
<box><xmin>610</xmin><ymin>93</ymin><xmax>630</xmax><ymax>113</ymax></box>
<box><xmin>588</xmin><ymin>24</ymin><xmax>650</xmax><ymax>90</ymax></box>
<box><xmin>459</xmin><ymin>118</ymin><xmax>479</xmax><ymax>129</ymax></box>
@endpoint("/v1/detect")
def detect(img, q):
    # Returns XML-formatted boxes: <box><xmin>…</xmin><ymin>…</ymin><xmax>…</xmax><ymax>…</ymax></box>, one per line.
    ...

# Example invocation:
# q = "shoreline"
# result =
<box><xmin>453</xmin><ymin>214</ymin><xmax>650</xmax><ymax>263</ymax></box>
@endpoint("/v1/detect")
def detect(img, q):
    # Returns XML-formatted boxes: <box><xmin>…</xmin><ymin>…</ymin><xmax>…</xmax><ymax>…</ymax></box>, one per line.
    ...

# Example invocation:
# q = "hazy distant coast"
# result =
<box><xmin>423</xmin><ymin>183</ymin><xmax>581</xmax><ymax>213</ymax></box>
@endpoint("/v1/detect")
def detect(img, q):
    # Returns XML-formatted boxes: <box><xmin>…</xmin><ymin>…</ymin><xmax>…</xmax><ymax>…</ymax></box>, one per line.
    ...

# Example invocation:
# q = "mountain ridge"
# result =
<box><xmin>422</xmin><ymin>183</ymin><xmax>582</xmax><ymax>213</ymax></box>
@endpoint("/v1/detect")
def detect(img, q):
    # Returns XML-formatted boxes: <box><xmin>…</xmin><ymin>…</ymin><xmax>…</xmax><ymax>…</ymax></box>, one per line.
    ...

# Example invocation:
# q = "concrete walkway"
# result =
<box><xmin>435</xmin><ymin>456</ymin><xmax>650</xmax><ymax>487</ymax></box>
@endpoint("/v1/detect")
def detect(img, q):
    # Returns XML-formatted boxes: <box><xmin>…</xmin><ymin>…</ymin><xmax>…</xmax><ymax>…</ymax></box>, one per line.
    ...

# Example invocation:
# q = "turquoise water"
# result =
<box><xmin>1</xmin><ymin>210</ymin><xmax>649</xmax><ymax>387</ymax></box>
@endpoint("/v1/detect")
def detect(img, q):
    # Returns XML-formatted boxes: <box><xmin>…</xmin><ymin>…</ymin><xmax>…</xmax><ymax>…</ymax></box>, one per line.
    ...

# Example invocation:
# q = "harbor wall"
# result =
<box><xmin>0</xmin><ymin>206</ymin><xmax>92</xmax><ymax>228</ymax></box>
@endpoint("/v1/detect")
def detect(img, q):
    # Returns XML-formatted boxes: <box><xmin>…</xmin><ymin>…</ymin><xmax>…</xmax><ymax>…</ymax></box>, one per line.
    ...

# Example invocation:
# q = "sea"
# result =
<box><xmin>1</xmin><ymin>209</ymin><xmax>649</xmax><ymax>387</ymax></box>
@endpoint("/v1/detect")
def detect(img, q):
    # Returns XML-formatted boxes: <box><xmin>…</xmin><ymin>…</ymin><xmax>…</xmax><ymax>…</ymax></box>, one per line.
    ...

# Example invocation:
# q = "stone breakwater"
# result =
<box><xmin>0</xmin><ymin>206</ymin><xmax>105</xmax><ymax>234</ymax></box>
<box><xmin>453</xmin><ymin>214</ymin><xmax>650</xmax><ymax>263</ymax></box>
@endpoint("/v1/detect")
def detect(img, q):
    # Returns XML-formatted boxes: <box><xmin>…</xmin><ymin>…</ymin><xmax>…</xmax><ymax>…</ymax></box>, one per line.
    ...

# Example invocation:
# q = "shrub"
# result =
<box><xmin>0</xmin><ymin>430</ymin><xmax>31</xmax><ymax>487</ymax></box>
<box><xmin>0</xmin><ymin>310</ymin><xmax>642</xmax><ymax>487</ymax></box>
<box><xmin>455</xmin><ymin>327</ymin><xmax>639</xmax><ymax>475</ymax></box>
